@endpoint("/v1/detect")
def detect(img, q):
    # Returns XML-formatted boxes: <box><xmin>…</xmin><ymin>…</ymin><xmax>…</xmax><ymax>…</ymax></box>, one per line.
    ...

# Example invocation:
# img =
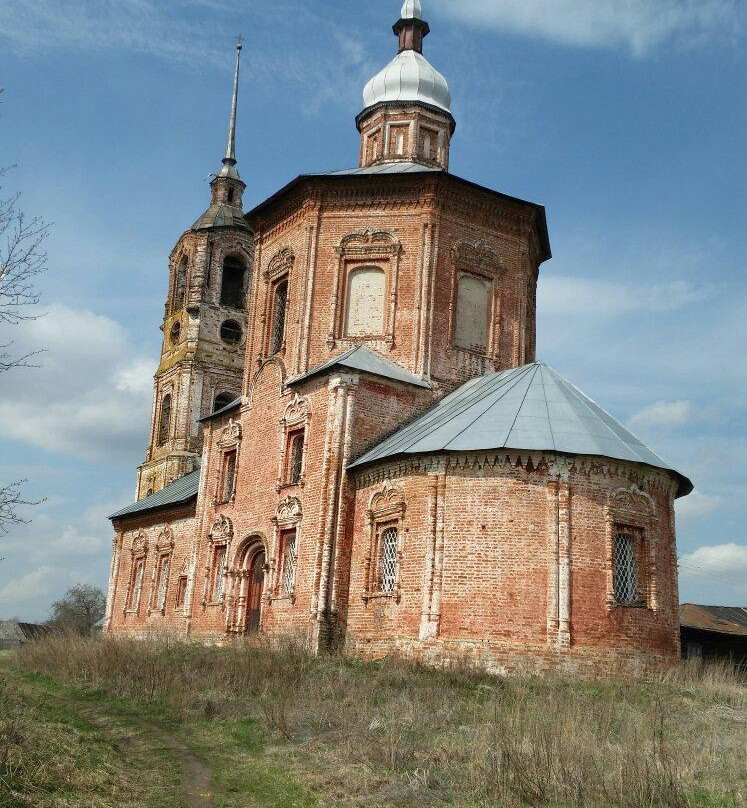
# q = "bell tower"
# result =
<box><xmin>136</xmin><ymin>40</ymin><xmax>254</xmax><ymax>500</ymax></box>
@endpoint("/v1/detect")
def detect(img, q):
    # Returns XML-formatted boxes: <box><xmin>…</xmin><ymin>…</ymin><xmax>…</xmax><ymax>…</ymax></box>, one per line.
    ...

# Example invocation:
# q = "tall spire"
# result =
<box><xmin>218</xmin><ymin>37</ymin><xmax>244</xmax><ymax>180</ymax></box>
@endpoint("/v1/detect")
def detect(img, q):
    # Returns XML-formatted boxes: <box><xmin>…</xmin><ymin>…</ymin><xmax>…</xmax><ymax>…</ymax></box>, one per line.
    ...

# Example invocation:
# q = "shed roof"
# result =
<box><xmin>0</xmin><ymin>621</ymin><xmax>50</xmax><ymax>643</ymax></box>
<box><xmin>287</xmin><ymin>345</ymin><xmax>430</xmax><ymax>390</ymax></box>
<box><xmin>349</xmin><ymin>362</ymin><xmax>693</xmax><ymax>497</ymax></box>
<box><xmin>199</xmin><ymin>397</ymin><xmax>242</xmax><ymax>424</ymax></box>
<box><xmin>680</xmin><ymin>604</ymin><xmax>747</xmax><ymax>636</ymax></box>
<box><xmin>109</xmin><ymin>470</ymin><xmax>200</xmax><ymax>521</ymax></box>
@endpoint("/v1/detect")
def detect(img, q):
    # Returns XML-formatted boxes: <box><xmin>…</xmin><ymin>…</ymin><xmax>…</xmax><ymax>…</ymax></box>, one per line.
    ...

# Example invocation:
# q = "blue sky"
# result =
<box><xmin>0</xmin><ymin>0</ymin><xmax>744</xmax><ymax>621</ymax></box>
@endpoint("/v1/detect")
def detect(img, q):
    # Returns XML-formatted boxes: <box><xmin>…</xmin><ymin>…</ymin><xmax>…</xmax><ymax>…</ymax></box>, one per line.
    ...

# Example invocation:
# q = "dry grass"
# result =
<box><xmin>13</xmin><ymin>637</ymin><xmax>747</xmax><ymax>808</ymax></box>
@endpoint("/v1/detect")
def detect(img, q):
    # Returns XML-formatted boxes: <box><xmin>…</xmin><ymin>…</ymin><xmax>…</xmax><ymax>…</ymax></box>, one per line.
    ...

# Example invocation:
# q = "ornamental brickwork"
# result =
<box><xmin>106</xmin><ymin>3</ymin><xmax>688</xmax><ymax>676</ymax></box>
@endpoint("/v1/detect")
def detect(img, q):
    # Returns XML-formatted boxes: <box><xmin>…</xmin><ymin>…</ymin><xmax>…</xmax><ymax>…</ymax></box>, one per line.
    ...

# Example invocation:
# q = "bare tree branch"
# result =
<box><xmin>0</xmin><ymin>165</ymin><xmax>49</xmax><ymax>328</ymax></box>
<box><xmin>0</xmin><ymin>146</ymin><xmax>51</xmax><ymax>540</ymax></box>
<box><xmin>0</xmin><ymin>480</ymin><xmax>43</xmax><ymax>536</ymax></box>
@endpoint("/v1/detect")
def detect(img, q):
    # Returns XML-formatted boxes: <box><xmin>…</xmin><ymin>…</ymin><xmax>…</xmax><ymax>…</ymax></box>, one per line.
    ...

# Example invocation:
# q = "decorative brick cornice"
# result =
<box><xmin>352</xmin><ymin>450</ymin><xmax>677</xmax><ymax>498</ymax></box>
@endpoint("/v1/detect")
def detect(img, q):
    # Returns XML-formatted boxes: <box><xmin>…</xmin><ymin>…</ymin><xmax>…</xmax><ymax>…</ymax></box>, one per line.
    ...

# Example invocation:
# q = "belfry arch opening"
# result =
<box><xmin>220</xmin><ymin>255</ymin><xmax>246</xmax><ymax>309</ymax></box>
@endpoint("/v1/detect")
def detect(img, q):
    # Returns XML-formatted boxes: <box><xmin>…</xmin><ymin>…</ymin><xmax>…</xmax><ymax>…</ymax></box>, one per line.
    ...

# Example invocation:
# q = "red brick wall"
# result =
<box><xmin>346</xmin><ymin>452</ymin><xmax>681</xmax><ymax>675</ymax></box>
<box><xmin>107</xmin><ymin>505</ymin><xmax>196</xmax><ymax>635</ymax></box>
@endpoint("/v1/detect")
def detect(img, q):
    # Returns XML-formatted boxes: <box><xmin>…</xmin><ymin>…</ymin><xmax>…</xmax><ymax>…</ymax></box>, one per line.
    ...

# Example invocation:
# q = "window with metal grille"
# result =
<box><xmin>220</xmin><ymin>319</ymin><xmax>243</xmax><ymax>345</ymax></box>
<box><xmin>281</xmin><ymin>530</ymin><xmax>297</xmax><ymax>597</ymax></box>
<box><xmin>157</xmin><ymin>394</ymin><xmax>172</xmax><ymax>446</ymax></box>
<box><xmin>212</xmin><ymin>546</ymin><xmax>227</xmax><ymax>602</ymax></box>
<box><xmin>130</xmin><ymin>558</ymin><xmax>145</xmax><ymax>610</ymax></box>
<box><xmin>379</xmin><ymin>526</ymin><xmax>398</xmax><ymax>594</ymax></box>
<box><xmin>221</xmin><ymin>450</ymin><xmax>237</xmax><ymax>503</ymax></box>
<box><xmin>156</xmin><ymin>556</ymin><xmax>170</xmax><ymax>611</ymax></box>
<box><xmin>287</xmin><ymin>430</ymin><xmax>304</xmax><ymax>485</ymax></box>
<box><xmin>613</xmin><ymin>531</ymin><xmax>638</xmax><ymax>604</ymax></box>
<box><xmin>270</xmin><ymin>279</ymin><xmax>288</xmax><ymax>355</ymax></box>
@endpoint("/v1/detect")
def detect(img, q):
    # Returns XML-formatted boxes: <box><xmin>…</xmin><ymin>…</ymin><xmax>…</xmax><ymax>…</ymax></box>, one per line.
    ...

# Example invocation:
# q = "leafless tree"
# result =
<box><xmin>0</xmin><ymin>481</ymin><xmax>36</xmax><ymax>535</ymax></box>
<box><xmin>0</xmin><ymin>165</ymin><xmax>49</xmax><ymax>370</ymax></box>
<box><xmin>0</xmin><ymin>102</ymin><xmax>50</xmax><ymax>536</ymax></box>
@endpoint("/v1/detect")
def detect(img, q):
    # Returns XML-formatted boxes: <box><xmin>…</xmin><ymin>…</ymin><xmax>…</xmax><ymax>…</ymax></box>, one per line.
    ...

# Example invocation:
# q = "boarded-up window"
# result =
<box><xmin>345</xmin><ymin>266</ymin><xmax>385</xmax><ymax>337</ymax></box>
<box><xmin>454</xmin><ymin>273</ymin><xmax>491</xmax><ymax>352</ymax></box>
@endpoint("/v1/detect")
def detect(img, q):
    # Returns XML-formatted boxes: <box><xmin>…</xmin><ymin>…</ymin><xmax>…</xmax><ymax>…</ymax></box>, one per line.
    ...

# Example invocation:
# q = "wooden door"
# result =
<box><xmin>246</xmin><ymin>550</ymin><xmax>265</xmax><ymax>634</ymax></box>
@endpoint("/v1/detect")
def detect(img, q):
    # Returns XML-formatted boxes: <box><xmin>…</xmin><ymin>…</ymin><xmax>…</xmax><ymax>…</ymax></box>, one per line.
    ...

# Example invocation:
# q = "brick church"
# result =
<box><xmin>105</xmin><ymin>1</ymin><xmax>693</xmax><ymax>674</ymax></box>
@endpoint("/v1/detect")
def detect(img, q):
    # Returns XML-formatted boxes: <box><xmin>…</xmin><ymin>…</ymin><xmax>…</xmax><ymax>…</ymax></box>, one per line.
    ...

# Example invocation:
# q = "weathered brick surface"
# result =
<box><xmin>106</xmin><ymin>110</ymin><xmax>682</xmax><ymax>674</ymax></box>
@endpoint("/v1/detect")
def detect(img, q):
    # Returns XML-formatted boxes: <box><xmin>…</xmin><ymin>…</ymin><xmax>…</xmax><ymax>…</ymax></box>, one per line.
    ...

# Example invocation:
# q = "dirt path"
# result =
<box><xmin>145</xmin><ymin>722</ymin><xmax>216</xmax><ymax>808</ymax></box>
<box><xmin>28</xmin><ymin>674</ymin><xmax>221</xmax><ymax>808</ymax></box>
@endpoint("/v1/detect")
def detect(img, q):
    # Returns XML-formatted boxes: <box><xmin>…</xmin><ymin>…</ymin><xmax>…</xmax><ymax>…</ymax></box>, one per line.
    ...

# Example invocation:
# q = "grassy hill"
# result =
<box><xmin>1</xmin><ymin>638</ymin><xmax>744</xmax><ymax>807</ymax></box>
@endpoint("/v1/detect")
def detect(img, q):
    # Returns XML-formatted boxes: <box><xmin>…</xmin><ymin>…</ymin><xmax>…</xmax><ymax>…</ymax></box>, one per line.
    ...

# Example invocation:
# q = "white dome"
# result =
<box><xmin>401</xmin><ymin>0</ymin><xmax>422</xmax><ymax>19</ymax></box>
<box><xmin>362</xmin><ymin>49</ymin><xmax>451</xmax><ymax>114</ymax></box>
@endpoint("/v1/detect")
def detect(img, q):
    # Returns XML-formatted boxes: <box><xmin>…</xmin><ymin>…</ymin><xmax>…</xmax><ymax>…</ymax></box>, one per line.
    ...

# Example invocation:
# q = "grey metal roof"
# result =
<box><xmin>109</xmin><ymin>470</ymin><xmax>200</xmax><ymax>521</ymax></box>
<box><xmin>192</xmin><ymin>203</ymin><xmax>251</xmax><ymax>232</ymax></box>
<box><xmin>349</xmin><ymin>362</ymin><xmax>693</xmax><ymax>497</ymax></box>
<box><xmin>199</xmin><ymin>397</ymin><xmax>242</xmax><ymax>423</ymax></box>
<box><xmin>316</xmin><ymin>161</ymin><xmax>443</xmax><ymax>177</ymax></box>
<box><xmin>288</xmin><ymin>345</ymin><xmax>430</xmax><ymax>390</ymax></box>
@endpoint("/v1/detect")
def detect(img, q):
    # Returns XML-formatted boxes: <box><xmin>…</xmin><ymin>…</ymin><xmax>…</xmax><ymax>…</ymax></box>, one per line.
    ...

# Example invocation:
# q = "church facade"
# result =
<box><xmin>105</xmin><ymin>1</ymin><xmax>693</xmax><ymax>675</ymax></box>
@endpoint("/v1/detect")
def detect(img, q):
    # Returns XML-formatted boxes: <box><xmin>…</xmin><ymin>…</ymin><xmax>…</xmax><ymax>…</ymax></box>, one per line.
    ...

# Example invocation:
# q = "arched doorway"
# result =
<box><xmin>246</xmin><ymin>547</ymin><xmax>266</xmax><ymax>633</ymax></box>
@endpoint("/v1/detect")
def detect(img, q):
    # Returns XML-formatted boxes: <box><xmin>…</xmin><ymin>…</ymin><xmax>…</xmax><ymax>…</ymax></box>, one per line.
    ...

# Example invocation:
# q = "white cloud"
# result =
<box><xmin>0</xmin><ymin>0</ymin><xmax>375</xmax><ymax>112</ymax></box>
<box><xmin>675</xmin><ymin>490</ymin><xmax>724</xmax><ymax>524</ymax></box>
<box><xmin>0</xmin><ymin>566</ymin><xmax>59</xmax><ymax>609</ymax></box>
<box><xmin>0</xmin><ymin>304</ymin><xmax>155</xmax><ymax>462</ymax></box>
<box><xmin>539</xmin><ymin>276</ymin><xmax>710</xmax><ymax>317</ymax></box>
<box><xmin>679</xmin><ymin>543</ymin><xmax>747</xmax><ymax>591</ymax></box>
<box><xmin>116</xmin><ymin>358</ymin><xmax>155</xmax><ymax>396</ymax></box>
<box><xmin>432</xmin><ymin>0</ymin><xmax>741</xmax><ymax>56</ymax></box>
<box><xmin>628</xmin><ymin>400</ymin><xmax>693</xmax><ymax>430</ymax></box>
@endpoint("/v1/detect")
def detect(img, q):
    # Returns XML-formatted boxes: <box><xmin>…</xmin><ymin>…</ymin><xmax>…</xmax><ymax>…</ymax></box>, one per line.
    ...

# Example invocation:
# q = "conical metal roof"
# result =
<box><xmin>349</xmin><ymin>363</ymin><xmax>693</xmax><ymax>497</ymax></box>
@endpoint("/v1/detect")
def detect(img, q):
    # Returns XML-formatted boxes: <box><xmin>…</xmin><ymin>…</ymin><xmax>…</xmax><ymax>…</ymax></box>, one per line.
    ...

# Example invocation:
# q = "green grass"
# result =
<box><xmin>5</xmin><ymin>637</ymin><xmax>747</xmax><ymax>808</ymax></box>
<box><xmin>1</xmin><ymin>658</ymin><xmax>317</xmax><ymax>808</ymax></box>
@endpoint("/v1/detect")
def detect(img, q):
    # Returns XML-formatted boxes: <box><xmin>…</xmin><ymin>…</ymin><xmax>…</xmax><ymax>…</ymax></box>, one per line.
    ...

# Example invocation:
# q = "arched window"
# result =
<box><xmin>270</xmin><ymin>278</ymin><xmax>288</xmax><ymax>355</ymax></box>
<box><xmin>220</xmin><ymin>255</ymin><xmax>246</xmax><ymax>309</ymax></box>
<box><xmin>174</xmin><ymin>258</ymin><xmax>188</xmax><ymax>312</ymax></box>
<box><xmin>157</xmin><ymin>394</ymin><xmax>172</xmax><ymax>446</ymax></box>
<box><xmin>213</xmin><ymin>392</ymin><xmax>236</xmax><ymax>413</ymax></box>
<box><xmin>454</xmin><ymin>273</ymin><xmax>491</xmax><ymax>352</ymax></box>
<box><xmin>344</xmin><ymin>266</ymin><xmax>385</xmax><ymax>337</ymax></box>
